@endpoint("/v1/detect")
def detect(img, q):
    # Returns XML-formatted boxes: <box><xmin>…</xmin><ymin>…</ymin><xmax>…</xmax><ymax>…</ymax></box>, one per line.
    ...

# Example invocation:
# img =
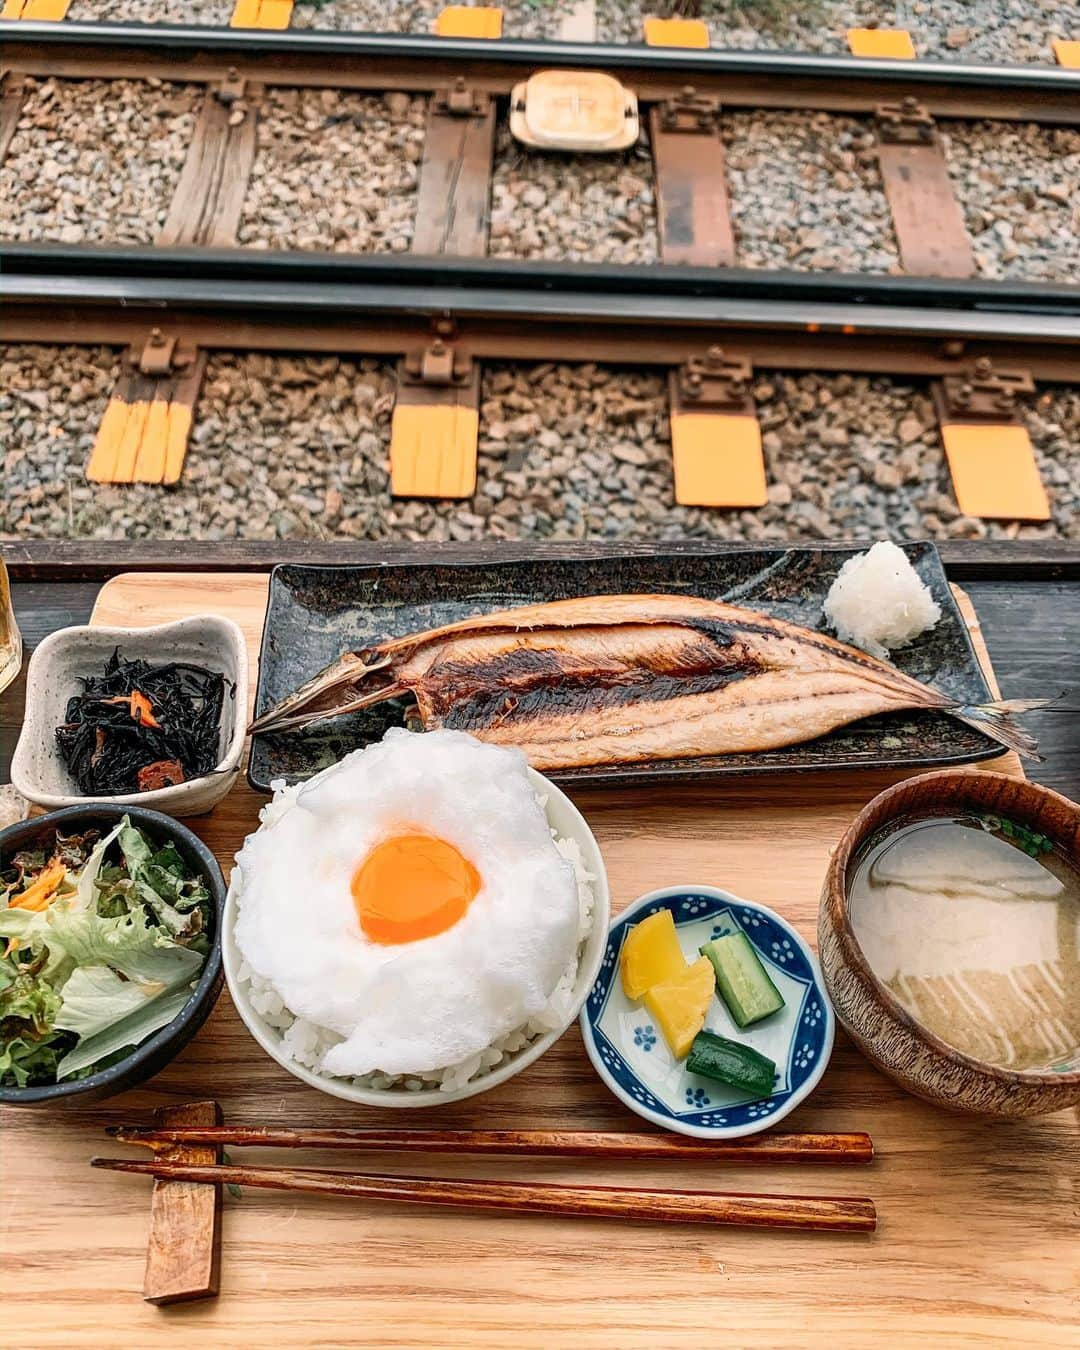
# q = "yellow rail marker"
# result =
<box><xmin>643</xmin><ymin>16</ymin><xmax>709</xmax><ymax>47</ymax></box>
<box><xmin>1</xmin><ymin>0</ymin><xmax>70</xmax><ymax>18</ymax></box>
<box><xmin>940</xmin><ymin>424</ymin><xmax>1049</xmax><ymax>522</ymax></box>
<box><xmin>1052</xmin><ymin>38</ymin><xmax>1080</xmax><ymax>66</ymax></box>
<box><xmin>434</xmin><ymin>6</ymin><xmax>503</xmax><ymax>38</ymax></box>
<box><xmin>88</xmin><ymin>339</ymin><xmax>206</xmax><ymax>486</ymax></box>
<box><xmin>847</xmin><ymin>28</ymin><xmax>916</xmax><ymax>58</ymax></box>
<box><xmin>230</xmin><ymin>0</ymin><xmax>292</xmax><ymax>27</ymax></box>
<box><xmin>669</xmin><ymin>410</ymin><xmax>766</xmax><ymax>509</ymax></box>
<box><xmin>390</xmin><ymin>403</ymin><xmax>480</xmax><ymax>499</ymax></box>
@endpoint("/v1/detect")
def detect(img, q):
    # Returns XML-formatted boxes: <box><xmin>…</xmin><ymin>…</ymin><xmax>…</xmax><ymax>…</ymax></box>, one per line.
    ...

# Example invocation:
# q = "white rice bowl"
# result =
<box><xmin>223</xmin><ymin>760</ymin><xmax>610</xmax><ymax>1107</ymax></box>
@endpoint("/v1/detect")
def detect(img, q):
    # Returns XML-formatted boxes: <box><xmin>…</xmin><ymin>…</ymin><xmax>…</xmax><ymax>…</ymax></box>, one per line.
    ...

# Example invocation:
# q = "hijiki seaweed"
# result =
<box><xmin>55</xmin><ymin>649</ymin><xmax>231</xmax><ymax>795</ymax></box>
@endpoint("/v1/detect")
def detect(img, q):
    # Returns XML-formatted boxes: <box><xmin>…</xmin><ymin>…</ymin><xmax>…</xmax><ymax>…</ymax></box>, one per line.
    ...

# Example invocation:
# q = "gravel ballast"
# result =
<box><xmin>68</xmin><ymin>0</ymin><xmax>234</xmax><ymax>19</ymax></box>
<box><xmin>60</xmin><ymin>0</ymin><xmax>1080</xmax><ymax>58</ymax></box>
<box><xmin>0</xmin><ymin>78</ymin><xmax>198</xmax><ymax>246</ymax></box>
<box><xmin>725</xmin><ymin>111</ymin><xmax>900</xmax><ymax>273</ymax></box>
<box><xmin>236</xmin><ymin>90</ymin><xmax>427</xmax><ymax>253</ymax></box>
<box><xmin>290</xmin><ymin>0</ymin><xmax>578</xmax><ymax>35</ymax></box>
<box><xmin>489</xmin><ymin>125</ymin><xmax>659</xmax><ymax>264</ymax></box>
<box><xmin>595</xmin><ymin>0</ymin><xmax>1079</xmax><ymax>63</ymax></box>
<box><xmin>3</xmin><ymin>346</ymin><xmax>1076</xmax><ymax>544</ymax></box>
<box><xmin>943</xmin><ymin>122</ymin><xmax>1080</xmax><ymax>283</ymax></box>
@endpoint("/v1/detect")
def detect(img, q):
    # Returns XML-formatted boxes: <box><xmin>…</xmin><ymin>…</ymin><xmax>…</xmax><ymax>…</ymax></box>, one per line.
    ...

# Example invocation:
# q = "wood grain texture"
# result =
<box><xmin>876</xmin><ymin>138</ymin><xmax>976</xmax><ymax>279</ymax></box>
<box><xmin>95</xmin><ymin>1159</ymin><xmax>878</xmax><ymax>1233</ymax></box>
<box><xmin>412</xmin><ymin>97</ymin><xmax>495</xmax><ymax>256</ymax></box>
<box><xmin>159</xmin><ymin>87</ymin><xmax>262</xmax><ymax>248</ymax></box>
<box><xmin>142</xmin><ymin>1099</ymin><xmax>223</xmax><ymax>1305</ymax></box>
<box><xmin>1</xmin><ymin>571</ymin><xmax>1077</xmax><ymax>1346</ymax></box>
<box><xmin>108</xmin><ymin>1125</ymin><xmax>874</xmax><ymax>1164</ymax></box>
<box><xmin>649</xmin><ymin>106</ymin><xmax>735</xmax><ymax>267</ymax></box>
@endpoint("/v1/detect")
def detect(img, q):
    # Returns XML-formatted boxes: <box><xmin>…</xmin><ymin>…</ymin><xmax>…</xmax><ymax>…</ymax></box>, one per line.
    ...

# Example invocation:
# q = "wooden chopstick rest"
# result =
<box><xmin>107</xmin><ymin>1124</ymin><xmax>875</xmax><ymax>1166</ymax></box>
<box><xmin>141</xmin><ymin>1100</ymin><xmax>224</xmax><ymax>1305</ymax></box>
<box><xmin>93</xmin><ymin>1157</ymin><xmax>877</xmax><ymax>1234</ymax></box>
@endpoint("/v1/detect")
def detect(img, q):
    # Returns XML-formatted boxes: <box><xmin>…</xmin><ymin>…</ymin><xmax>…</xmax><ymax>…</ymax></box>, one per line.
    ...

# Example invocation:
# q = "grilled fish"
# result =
<box><xmin>248</xmin><ymin>594</ymin><xmax>1042</xmax><ymax>766</ymax></box>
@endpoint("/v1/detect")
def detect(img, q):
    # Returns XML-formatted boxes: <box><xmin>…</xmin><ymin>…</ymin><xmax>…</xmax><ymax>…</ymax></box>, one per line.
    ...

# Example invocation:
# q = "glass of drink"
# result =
<box><xmin>0</xmin><ymin>558</ymin><xmax>22</xmax><ymax>694</ymax></box>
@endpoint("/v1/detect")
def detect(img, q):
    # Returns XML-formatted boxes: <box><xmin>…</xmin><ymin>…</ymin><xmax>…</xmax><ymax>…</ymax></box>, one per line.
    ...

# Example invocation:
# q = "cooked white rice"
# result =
<box><xmin>823</xmin><ymin>540</ymin><xmax>942</xmax><ymax>660</ymax></box>
<box><xmin>234</xmin><ymin>781</ymin><xmax>596</xmax><ymax>1094</ymax></box>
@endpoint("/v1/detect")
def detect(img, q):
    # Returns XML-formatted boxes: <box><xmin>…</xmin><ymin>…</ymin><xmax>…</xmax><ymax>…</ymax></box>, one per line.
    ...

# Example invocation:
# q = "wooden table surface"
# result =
<box><xmin>1</xmin><ymin>543</ymin><xmax>1078</xmax><ymax>1348</ymax></box>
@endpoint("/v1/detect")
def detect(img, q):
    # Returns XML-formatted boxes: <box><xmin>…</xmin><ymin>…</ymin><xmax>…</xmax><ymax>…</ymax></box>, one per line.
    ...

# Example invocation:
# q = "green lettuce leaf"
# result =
<box><xmin>53</xmin><ymin>964</ymin><xmax>165</xmax><ymax>1040</ymax></box>
<box><xmin>56</xmin><ymin>983</ymin><xmax>195</xmax><ymax>1080</ymax></box>
<box><xmin>0</xmin><ymin>967</ymin><xmax>62</xmax><ymax>1035</ymax></box>
<box><xmin>47</xmin><ymin>900</ymin><xmax>204</xmax><ymax>992</ymax></box>
<box><xmin>74</xmin><ymin>821</ymin><xmax>127</xmax><ymax>912</ymax></box>
<box><xmin>0</xmin><ymin>1032</ymin><xmax>73</xmax><ymax>1088</ymax></box>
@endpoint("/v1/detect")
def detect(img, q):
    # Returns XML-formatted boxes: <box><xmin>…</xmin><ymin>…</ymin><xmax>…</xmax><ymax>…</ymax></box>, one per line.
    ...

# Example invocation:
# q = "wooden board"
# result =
<box><xmin>159</xmin><ymin>87</ymin><xmax>261</xmax><ymax>248</ymax></box>
<box><xmin>3</xmin><ymin>572</ymin><xmax>1076</xmax><ymax>1348</ymax></box>
<box><xmin>875</xmin><ymin>132</ymin><xmax>976</xmax><ymax>279</ymax></box>
<box><xmin>412</xmin><ymin>95</ymin><xmax>495</xmax><ymax>257</ymax></box>
<box><xmin>0</xmin><ymin>71</ymin><xmax>28</xmax><ymax>166</ymax></box>
<box><xmin>649</xmin><ymin>104</ymin><xmax>735</xmax><ymax>268</ymax></box>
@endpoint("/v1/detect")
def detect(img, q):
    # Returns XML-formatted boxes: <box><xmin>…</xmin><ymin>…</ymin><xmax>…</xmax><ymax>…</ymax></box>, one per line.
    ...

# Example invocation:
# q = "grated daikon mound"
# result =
<box><xmin>823</xmin><ymin>541</ymin><xmax>942</xmax><ymax>660</ymax></box>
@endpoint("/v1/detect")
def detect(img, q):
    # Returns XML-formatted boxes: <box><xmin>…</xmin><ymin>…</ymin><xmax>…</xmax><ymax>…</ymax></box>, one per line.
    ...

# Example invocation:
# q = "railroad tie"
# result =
<box><xmin>668</xmin><ymin>350</ymin><xmax>767</xmax><ymax>510</ymax></box>
<box><xmin>932</xmin><ymin>360</ymin><xmax>1050</xmax><ymax>522</ymax></box>
<box><xmin>0</xmin><ymin>0</ymin><xmax>70</xmax><ymax>17</ymax></box>
<box><xmin>390</xmin><ymin>341</ymin><xmax>481</xmax><ymax>500</ymax></box>
<box><xmin>873</xmin><ymin>99</ymin><xmax>975</xmax><ymax>278</ymax></box>
<box><xmin>643</xmin><ymin>16</ymin><xmax>710</xmax><ymax>48</ymax></box>
<box><xmin>846</xmin><ymin>28</ymin><xmax>916</xmax><ymax>59</ymax></box>
<box><xmin>87</xmin><ymin>333</ymin><xmax>207</xmax><ymax>487</ymax></box>
<box><xmin>650</xmin><ymin>90</ymin><xmax>734</xmax><ymax>267</ymax></box>
<box><xmin>0</xmin><ymin>73</ymin><xmax>29</xmax><ymax>167</ymax></box>
<box><xmin>413</xmin><ymin>81</ymin><xmax>495</xmax><ymax>257</ymax></box>
<box><xmin>159</xmin><ymin>74</ymin><xmax>262</xmax><ymax>248</ymax></box>
<box><xmin>434</xmin><ymin>6</ymin><xmax>503</xmax><ymax>38</ymax></box>
<box><xmin>230</xmin><ymin>0</ymin><xmax>292</xmax><ymax>26</ymax></box>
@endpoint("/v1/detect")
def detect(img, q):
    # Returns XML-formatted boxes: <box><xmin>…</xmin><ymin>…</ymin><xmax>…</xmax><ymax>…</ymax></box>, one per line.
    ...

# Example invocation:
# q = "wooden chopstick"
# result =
<box><xmin>105</xmin><ymin>1126</ymin><xmax>874</xmax><ymax>1165</ymax></box>
<box><xmin>91</xmin><ymin>1158</ymin><xmax>877</xmax><ymax>1233</ymax></box>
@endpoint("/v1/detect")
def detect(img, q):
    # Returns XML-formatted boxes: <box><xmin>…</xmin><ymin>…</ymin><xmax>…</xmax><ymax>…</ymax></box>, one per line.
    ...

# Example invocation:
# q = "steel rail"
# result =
<box><xmin>4</xmin><ymin>245</ymin><xmax>1080</xmax><ymax>380</ymax></box>
<box><xmin>4</xmin><ymin>21</ymin><xmax>1080</xmax><ymax>122</ymax></box>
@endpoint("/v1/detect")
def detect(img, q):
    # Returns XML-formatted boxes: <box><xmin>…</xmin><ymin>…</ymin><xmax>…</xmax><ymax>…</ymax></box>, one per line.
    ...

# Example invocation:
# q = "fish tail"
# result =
<box><xmin>948</xmin><ymin>697</ymin><xmax>1054</xmax><ymax>762</ymax></box>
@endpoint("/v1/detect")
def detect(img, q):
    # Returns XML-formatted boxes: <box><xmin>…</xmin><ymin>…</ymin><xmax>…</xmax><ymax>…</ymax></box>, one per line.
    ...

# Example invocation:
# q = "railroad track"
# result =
<box><xmin>2</xmin><ymin>23</ymin><xmax>1079</xmax><ymax>517</ymax></box>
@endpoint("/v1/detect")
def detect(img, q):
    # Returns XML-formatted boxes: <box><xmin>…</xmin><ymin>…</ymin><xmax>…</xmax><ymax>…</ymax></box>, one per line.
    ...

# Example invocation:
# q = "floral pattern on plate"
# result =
<box><xmin>580</xmin><ymin>886</ymin><xmax>835</xmax><ymax>1139</ymax></box>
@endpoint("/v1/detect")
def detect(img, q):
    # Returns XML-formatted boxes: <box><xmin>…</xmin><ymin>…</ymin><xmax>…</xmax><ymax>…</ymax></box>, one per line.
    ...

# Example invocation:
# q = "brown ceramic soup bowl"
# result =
<box><xmin>819</xmin><ymin>770</ymin><xmax>1080</xmax><ymax>1117</ymax></box>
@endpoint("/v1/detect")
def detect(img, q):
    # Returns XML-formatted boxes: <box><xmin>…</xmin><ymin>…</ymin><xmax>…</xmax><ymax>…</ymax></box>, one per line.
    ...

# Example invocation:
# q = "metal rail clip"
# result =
<box><xmin>874</xmin><ymin>97</ymin><xmax>936</xmax><ymax>145</ymax></box>
<box><xmin>936</xmin><ymin>357</ymin><xmax>1036</xmax><ymax>420</ymax></box>
<box><xmin>436</xmin><ymin>77</ymin><xmax>492</xmax><ymax>118</ymax></box>
<box><xmin>399</xmin><ymin>338</ymin><xmax>474</xmax><ymax>387</ymax></box>
<box><xmin>658</xmin><ymin>86</ymin><xmax>721</xmax><ymax>135</ymax></box>
<box><xmin>675</xmin><ymin>347</ymin><xmax>753</xmax><ymax>411</ymax></box>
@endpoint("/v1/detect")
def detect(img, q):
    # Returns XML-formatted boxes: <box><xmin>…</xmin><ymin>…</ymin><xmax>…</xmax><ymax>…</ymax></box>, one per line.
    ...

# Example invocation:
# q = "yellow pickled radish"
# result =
<box><xmin>619</xmin><ymin>909</ymin><xmax>687</xmax><ymax>1000</ymax></box>
<box><xmin>644</xmin><ymin>956</ymin><xmax>717</xmax><ymax>1060</ymax></box>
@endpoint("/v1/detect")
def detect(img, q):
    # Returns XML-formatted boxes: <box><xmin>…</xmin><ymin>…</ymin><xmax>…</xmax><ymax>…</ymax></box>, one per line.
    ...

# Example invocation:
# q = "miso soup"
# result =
<box><xmin>848</xmin><ymin>815</ymin><xmax>1080</xmax><ymax>1072</ymax></box>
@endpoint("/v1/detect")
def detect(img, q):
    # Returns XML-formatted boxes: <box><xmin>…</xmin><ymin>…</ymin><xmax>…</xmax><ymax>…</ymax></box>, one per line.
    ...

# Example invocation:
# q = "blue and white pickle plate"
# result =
<box><xmin>580</xmin><ymin>886</ymin><xmax>835</xmax><ymax>1139</ymax></box>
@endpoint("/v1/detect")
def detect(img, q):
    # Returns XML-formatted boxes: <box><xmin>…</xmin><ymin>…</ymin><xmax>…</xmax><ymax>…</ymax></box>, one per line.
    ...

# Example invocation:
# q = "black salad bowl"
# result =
<box><xmin>0</xmin><ymin>804</ymin><xmax>225</xmax><ymax>1106</ymax></box>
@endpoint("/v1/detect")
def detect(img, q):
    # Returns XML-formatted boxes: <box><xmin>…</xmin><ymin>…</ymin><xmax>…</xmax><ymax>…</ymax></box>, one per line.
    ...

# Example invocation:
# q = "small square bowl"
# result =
<box><xmin>11</xmin><ymin>615</ymin><xmax>247</xmax><ymax>817</ymax></box>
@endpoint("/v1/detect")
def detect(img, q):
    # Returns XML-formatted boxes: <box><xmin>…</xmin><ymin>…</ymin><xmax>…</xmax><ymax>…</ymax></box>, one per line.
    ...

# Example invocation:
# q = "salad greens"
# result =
<box><xmin>0</xmin><ymin>819</ymin><xmax>211</xmax><ymax>1087</ymax></box>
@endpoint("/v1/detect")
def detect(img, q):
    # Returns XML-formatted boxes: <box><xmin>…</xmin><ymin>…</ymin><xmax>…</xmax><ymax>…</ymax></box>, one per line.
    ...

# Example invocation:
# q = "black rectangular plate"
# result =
<box><xmin>248</xmin><ymin>542</ymin><xmax>998</xmax><ymax>792</ymax></box>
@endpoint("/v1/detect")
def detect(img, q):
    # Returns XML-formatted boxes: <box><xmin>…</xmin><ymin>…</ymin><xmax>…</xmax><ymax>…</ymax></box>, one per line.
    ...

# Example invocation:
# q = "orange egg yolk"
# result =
<box><xmin>351</xmin><ymin>833</ymin><xmax>481</xmax><ymax>944</ymax></box>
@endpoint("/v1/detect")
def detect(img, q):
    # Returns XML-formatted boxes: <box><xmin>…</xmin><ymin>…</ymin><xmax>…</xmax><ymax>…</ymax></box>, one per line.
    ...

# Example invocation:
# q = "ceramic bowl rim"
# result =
<box><xmin>0</xmin><ymin>803</ymin><xmax>225</xmax><ymax>1104</ymax></box>
<box><xmin>222</xmin><ymin>766</ymin><xmax>611</xmax><ymax>1108</ymax></box>
<box><xmin>823</xmin><ymin>768</ymin><xmax>1080</xmax><ymax>1089</ymax></box>
<box><xmin>10</xmin><ymin>615</ymin><xmax>248</xmax><ymax>810</ymax></box>
<box><xmin>580</xmin><ymin>884</ymin><xmax>835</xmax><ymax>1139</ymax></box>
